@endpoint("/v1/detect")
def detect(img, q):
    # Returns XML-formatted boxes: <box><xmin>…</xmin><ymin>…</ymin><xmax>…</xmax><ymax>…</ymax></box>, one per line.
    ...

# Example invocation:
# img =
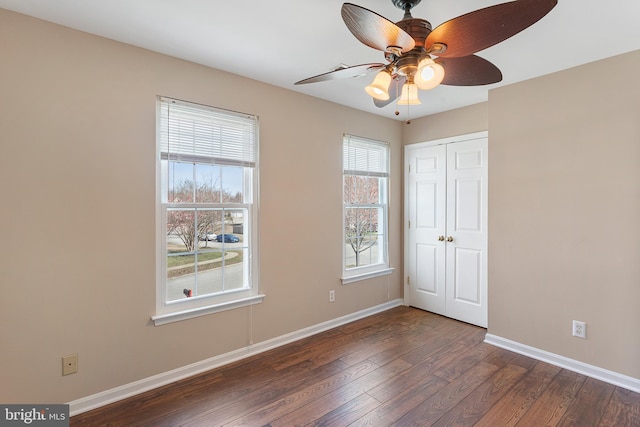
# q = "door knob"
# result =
<box><xmin>438</xmin><ymin>235</ymin><xmax>445</xmax><ymax>241</ymax></box>
<box><xmin>447</xmin><ymin>236</ymin><xmax>454</xmax><ymax>242</ymax></box>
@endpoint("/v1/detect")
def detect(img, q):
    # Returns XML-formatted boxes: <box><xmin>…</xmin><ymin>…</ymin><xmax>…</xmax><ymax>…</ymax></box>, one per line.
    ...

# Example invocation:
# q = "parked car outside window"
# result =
<box><xmin>216</xmin><ymin>234</ymin><xmax>240</xmax><ymax>243</ymax></box>
<box><xmin>199</xmin><ymin>232</ymin><xmax>217</xmax><ymax>241</ymax></box>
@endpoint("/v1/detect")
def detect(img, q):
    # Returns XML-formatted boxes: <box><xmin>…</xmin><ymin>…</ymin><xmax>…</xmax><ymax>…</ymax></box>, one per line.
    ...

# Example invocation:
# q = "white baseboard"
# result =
<box><xmin>69</xmin><ymin>299</ymin><xmax>403</xmax><ymax>416</ymax></box>
<box><xmin>484</xmin><ymin>334</ymin><xmax>640</xmax><ymax>393</ymax></box>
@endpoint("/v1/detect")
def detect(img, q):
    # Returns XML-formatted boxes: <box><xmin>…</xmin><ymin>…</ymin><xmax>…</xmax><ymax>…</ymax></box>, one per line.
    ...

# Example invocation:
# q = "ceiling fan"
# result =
<box><xmin>295</xmin><ymin>0</ymin><xmax>557</xmax><ymax>109</ymax></box>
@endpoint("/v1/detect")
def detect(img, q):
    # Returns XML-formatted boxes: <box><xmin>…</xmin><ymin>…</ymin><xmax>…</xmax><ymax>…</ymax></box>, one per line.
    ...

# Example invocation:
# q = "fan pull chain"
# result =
<box><xmin>394</xmin><ymin>78</ymin><xmax>400</xmax><ymax>117</ymax></box>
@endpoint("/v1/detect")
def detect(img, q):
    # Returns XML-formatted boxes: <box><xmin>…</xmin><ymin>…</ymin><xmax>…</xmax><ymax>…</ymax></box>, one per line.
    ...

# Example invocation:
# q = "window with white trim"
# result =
<box><xmin>342</xmin><ymin>135</ymin><xmax>391</xmax><ymax>283</ymax></box>
<box><xmin>153</xmin><ymin>97</ymin><xmax>261</xmax><ymax>325</ymax></box>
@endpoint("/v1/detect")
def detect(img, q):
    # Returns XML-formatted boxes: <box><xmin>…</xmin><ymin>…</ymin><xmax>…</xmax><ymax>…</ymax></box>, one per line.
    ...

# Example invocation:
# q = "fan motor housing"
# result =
<box><xmin>395</xmin><ymin>51</ymin><xmax>422</xmax><ymax>77</ymax></box>
<box><xmin>396</xmin><ymin>17</ymin><xmax>432</xmax><ymax>49</ymax></box>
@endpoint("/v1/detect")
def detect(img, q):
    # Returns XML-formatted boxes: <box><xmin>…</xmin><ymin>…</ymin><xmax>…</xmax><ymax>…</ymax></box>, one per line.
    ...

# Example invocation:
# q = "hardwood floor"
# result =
<box><xmin>71</xmin><ymin>307</ymin><xmax>640</xmax><ymax>426</ymax></box>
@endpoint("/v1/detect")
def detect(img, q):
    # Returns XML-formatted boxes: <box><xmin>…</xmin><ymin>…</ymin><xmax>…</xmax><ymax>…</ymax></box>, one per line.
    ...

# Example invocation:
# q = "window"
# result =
<box><xmin>153</xmin><ymin>97</ymin><xmax>261</xmax><ymax>325</ymax></box>
<box><xmin>342</xmin><ymin>135</ymin><xmax>392</xmax><ymax>284</ymax></box>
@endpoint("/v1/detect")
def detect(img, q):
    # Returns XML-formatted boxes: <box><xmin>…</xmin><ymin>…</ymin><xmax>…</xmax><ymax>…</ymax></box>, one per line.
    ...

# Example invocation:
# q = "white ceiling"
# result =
<box><xmin>1</xmin><ymin>0</ymin><xmax>639</xmax><ymax>120</ymax></box>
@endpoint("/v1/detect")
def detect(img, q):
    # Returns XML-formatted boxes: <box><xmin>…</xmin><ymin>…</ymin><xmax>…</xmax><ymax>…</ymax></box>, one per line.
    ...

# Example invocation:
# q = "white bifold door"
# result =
<box><xmin>405</xmin><ymin>133</ymin><xmax>488</xmax><ymax>327</ymax></box>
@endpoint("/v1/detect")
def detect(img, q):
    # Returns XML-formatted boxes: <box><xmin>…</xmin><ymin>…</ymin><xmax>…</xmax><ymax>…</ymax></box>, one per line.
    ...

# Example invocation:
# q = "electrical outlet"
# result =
<box><xmin>572</xmin><ymin>320</ymin><xmax>586</xmax><ymax>339</ymax></box>
<box><xmin>329</xmin><ymin>290</ymin><xmax>335</xmax><ymax>302</ymax></box>
<box><xmin>62</xmin><ymin>354</ymin><xmax>78</xmax><ymax>375</ymax></box>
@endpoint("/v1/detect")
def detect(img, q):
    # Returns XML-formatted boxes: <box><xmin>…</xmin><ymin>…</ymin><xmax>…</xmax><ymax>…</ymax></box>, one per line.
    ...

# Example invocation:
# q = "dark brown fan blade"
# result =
<box><xmin>425</xmin><ymin>0</ymin><xmax>557</xmax><ymax>58</ymax></box>
<box><xmin>295</xmin><ymin>63</ymin><xmax>385</xmax><ymax>85</ymax></box>
<box><xmin>437</xmin><ymin>55</ymin><xmax>503</xmax><ymax>86</ymax></box>
<box><xmin>374</xmin><ymin>75</ymin><xmax>406</xmax><ymax>108</ymax></box>
<box><xmin>342</xmin><ymin>3</ymin><xmax>415</xmax><ymax>53</ymax></box>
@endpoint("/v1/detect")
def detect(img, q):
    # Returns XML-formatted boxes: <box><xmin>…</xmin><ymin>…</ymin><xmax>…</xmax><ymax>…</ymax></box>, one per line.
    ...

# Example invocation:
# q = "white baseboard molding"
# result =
<box><xmin>69</xmin><ymin>299</ymin><xmax>403</xmax><ymax>416</ymax></box>
<box><xmin>484</xmin><ymin>334</ymin><xmax>640</xmax><ymax>393</ymax></box>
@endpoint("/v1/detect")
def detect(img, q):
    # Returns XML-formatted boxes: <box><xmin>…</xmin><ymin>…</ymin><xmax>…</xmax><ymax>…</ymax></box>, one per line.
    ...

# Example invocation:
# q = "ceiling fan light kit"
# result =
<box><xmin>398</xmin><ymin>79</ymin><xmax>421</xmax><ymax>105</ymax></box>
<box><xmin>415</xmin><ymin>57</ymin><xmax>445</xmax><ymax>90</ymax></box>
<box><xmin>295</xmin><ymin>0</ymin><xmax>557</xmax><ymax>115</ymax></box>
<box><xmin>365</xmin><ymin>69</ymin><xmax>393</xmax><ymax>100</ymax></box>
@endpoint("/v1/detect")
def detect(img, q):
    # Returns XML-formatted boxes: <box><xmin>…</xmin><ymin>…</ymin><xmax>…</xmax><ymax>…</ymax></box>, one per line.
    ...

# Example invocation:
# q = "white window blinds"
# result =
<box><xmin>159</xmin><ymin>97</ymin><xmax>257</xmax><ymax>167</ymax></box>
<box><xmin>343</xmin><ymin>134</ymin><xmax>389</xmax><ymax>178</ymax></box>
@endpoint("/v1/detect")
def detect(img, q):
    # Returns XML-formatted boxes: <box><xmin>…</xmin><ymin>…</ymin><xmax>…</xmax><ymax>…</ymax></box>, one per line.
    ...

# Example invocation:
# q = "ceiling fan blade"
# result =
<box><xmin>425</xmin><ymin>0</ymin><xmax>557</xmax><ymax>58</ymax></box>
<box><xmin>373</xmin><ymin>75</ymin><xmax>407</xmax><ymax>107</ymax></box>
<box><xmin>342</xmin><ymin>3</ymin><xmax>415</xmax><ymax>53</ymax></box>
<box><xmin>437</xmin><ymin>55</ymin><xmax>503</xmax><ymax>86</ymax></box>
<box><xmin>295</xmin><ymin>63</ymin><xmax>385</xmax><ymax>85</ymax></box>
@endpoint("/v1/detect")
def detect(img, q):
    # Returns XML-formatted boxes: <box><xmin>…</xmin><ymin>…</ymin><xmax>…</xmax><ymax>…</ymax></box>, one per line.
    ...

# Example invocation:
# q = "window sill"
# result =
<box><xmin>341</xmin><ymin>267</ymin><xmax>394</xmax><ymax>285</ymax></box>
<box><xmin>152</xmin><ymin>294</ymin><xmax>265</xmax><ymax>326</ymax></box>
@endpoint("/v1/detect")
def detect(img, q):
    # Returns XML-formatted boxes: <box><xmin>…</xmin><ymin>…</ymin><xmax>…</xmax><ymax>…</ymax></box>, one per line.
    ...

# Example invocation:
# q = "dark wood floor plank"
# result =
<box><xmin>217</xmin><ymin>360</ymin><xmax>381</xmax><ymax>426</ymax></box>
<box><xmin>154</xmin><ymin>357</ymin><xmax>350</xmax><ymax>426</ymax></box>
<box><xmin>405</xmin><ymin>327</ymin><xmax>488</xmax><ymax>373</ymax></box>
<box><xmin>306</xmin><ymin>392</ymin><xmax>382</xmax><ymax>427</ymax></box>
<box><xmin>399</xmin><ymin>322</ymin><xmax>480</xmax><ymax>367</ymax></box>
<box><xmin>188</xmin><ymin>360</ymin><xmax>359</xmax><ymax>426</ymax></box>
<box><xmin>432</xmin><ymin>341</ymin><xmax>499</xmax><ymax>382</ymax></box>
<box><xmin>556</xmin><ymin>376</ymin><xmax>615</xmax><ymax>427</ymax></box>
<box><xmin>349</xmin><ymin>375</ymin><xmax>449</xmax><ymax>426</ymax></box>
<box><xmin>410</xmin><ymin>326</ymin><xmax>487</xmax><ymax>369</ymax></box>
<box><xmin>328</xmin><ymin>310</ymin><xmax>461</xmax><ymax>371</ymax></box>
<box><xmin>266</xmin><ymin>310</ymin><xmax>413</xmax><ymax>372</ymax></box>
<box><xmin>430</xmin><ymin>363</ymin><xmax>528</xmax><ymax>426</ymax></box>
<box><xmin>271</xmin><ymin>308</ymin><xmax>423</xmax><ymax>373</ymax></box>
<box><xmin>390</xmin><ymin>361</ymin><xmax>501</xmax><ymax>426</ymax></box>
<box><xmin>366</xmin><ymin>360</ymin><xmax>447</xmax><ymax>405</ymax></box>
<box><xmin>366</xmin><ymin>328</ymin><xmax>485</xmax><ymax>404</ymax></box>
<box><xmin>269</xmin><ymin>357</ymin><xmax>412</xmax><ymax>427</ymax></box>
<box><xmin>474</xmin><ymin>361</ymin><xmax>561</xmax><ymax>426</ymax></box>
<box><xmin>481</xmin><ymin>346</ymin><xmax>521</xmax><ymax>369</ymax></box>
<box><xmin>352</xmin><ymin>310</ymin><xmax>472</xmax><ymax>365</ymax></box>
<box><xmin>268</xmin><ymin>327</ymin><xmax>378</xmax><ymax>372</ymax></box>
<box><xmin>314</xmin><ymin>322</ymin><xmax>418</xmax><ymax>368</ymax></box>
<box><xmin>338</xmin><ymin>306</ymin><xmax>425</xmax><ymax>334</ymax></box>
<box><xmin>515</xmin><ymin>368</ymin><xmax>587</xmax><ymax>426</ymax></box>
<box><xmin>599</xmin><ymin>387</ymin><xmax>640</xmax><ymax>427</ymax></box>
<box><xmin>70</xmin><ymin>369</ymin><xmax>229</xmax><ymax>426</ymax></box>
<box><xmin>340</xmin><ymin>319</ymin><xmax>459</xmax><ymax>368</ymax></box>
<box><xmin>70</xmin><ymin>307</ymin><xmax>640</xmax><ymax>427</ymax></box>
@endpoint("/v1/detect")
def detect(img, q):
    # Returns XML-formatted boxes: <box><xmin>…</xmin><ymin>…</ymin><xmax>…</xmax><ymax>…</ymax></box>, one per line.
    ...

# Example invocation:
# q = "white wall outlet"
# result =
<box><xmin>572</xmin><ymin>320</ymin><xmax>586</xmax><ymax>339</ymax></box>
<box><xmin>329</xmin><ymin>290</ymin><xmax>335</xmax><ymax>302</ymax></box>
<box><xmin>62</xmin><ymin>354</ymin><xmax>78</xmax><ymax>375</ymax></box>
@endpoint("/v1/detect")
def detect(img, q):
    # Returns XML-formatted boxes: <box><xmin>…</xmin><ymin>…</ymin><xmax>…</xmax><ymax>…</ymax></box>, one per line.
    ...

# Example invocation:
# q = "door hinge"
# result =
<box><xmin>407</xmin><ymin>276</ymin><xmax>410</xmax><ymax>285</ymax></box>
<box><xmin>408</xmin><ymin>220</ymin><xmax>410</xmax><ymax>229</ymax></box>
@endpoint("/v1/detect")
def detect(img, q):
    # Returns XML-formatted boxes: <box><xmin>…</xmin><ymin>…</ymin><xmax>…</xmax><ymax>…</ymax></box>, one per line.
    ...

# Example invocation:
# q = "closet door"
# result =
<box><xmin>406</xmin><ymin>135</ymin><xmax>487</xmax><ymax>328</ymax></box>
<box><xmin>444</xmin><ymin>139</ymin><xmax>487</xmax><ymax>327</ymax></box>
<box><xmin>407</xmin><ymin>144</ymin><xmax>447</xmax><ymax>316</ymax></box>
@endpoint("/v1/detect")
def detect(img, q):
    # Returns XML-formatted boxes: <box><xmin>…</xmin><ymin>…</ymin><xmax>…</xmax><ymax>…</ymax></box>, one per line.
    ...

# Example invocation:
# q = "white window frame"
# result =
<box><xmin>342</xmin><ymin>134</ymin><xmax>393</xmax><ymax>284</ymax></box>
<box><xmin>152</xmin><ymin>97</ymin><xmax>262</xmax><ymax>326</ymax></box>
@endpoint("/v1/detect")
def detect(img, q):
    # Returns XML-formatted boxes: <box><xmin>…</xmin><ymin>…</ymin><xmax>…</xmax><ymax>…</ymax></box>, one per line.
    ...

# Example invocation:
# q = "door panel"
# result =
<box><xmin>455</xmin><ymin>179</ymin><xmax>481</xmax><ymax>231</ymax></box>
<box><xmin>416</xmin><ymin>181</ymin><xmax>437</xmax><ymax>228</ymax></box>
<box><xmin>416</xmin><ymin>244</ymin><xmax>437</xmax><ymax>294</ymax></box>
<box><xmin>453</xmin><ymin>248</ymin><xmax>481</xmax><ymax>303</ymax></box>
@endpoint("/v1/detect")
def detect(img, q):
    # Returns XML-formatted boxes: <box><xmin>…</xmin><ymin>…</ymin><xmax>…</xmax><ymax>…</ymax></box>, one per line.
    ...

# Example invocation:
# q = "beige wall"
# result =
<box><xmin>488</xmin><ymin>50</ymin><xmax>640</xmax><ymax>379</ymax></box>
<box><xmin>0</xmin><ymin>9</ymin><xmax>403</xmax><ymax>404</ymax></box>
<box><xmin>402</xmin><ymin>102</ymin><xmax>488</xmax><ymax>145</ymax></box>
